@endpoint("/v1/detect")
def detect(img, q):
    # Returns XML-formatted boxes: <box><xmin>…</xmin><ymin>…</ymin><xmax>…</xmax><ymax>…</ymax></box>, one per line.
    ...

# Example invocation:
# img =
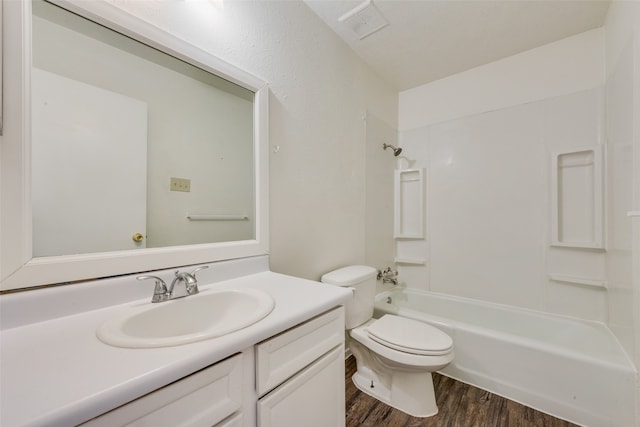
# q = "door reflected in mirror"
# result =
<box><xmin>31</xmin><ymin>0</ymin><xmax>255</xmax><ymax>257</ymax></box>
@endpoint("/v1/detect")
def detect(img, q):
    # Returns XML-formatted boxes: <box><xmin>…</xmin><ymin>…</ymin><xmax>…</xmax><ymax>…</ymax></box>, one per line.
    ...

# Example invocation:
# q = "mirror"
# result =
<box><xmin>33</xmin><ymin>0</ymin><xmax>255</xmax><ymax>256</ymax></box>
<box><xmin>0</xmin><ymin>0</ymin><xmax>268</xmax><ymax>290</ymax></box>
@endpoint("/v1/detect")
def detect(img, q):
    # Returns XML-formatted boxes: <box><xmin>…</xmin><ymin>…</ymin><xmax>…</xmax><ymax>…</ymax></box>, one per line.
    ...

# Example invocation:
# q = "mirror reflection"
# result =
<box><xmin>31</xmin><ymin>0</ymin><xmax>255</xmax><ymax>257</ymax></box>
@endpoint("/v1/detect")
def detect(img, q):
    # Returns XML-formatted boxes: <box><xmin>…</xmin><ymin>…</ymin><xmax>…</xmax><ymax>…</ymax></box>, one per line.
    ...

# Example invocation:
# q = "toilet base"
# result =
<box><xmin>351</xmin><ymin>368</ymin><xmax>438</xmax><ymax>418</ymax></box>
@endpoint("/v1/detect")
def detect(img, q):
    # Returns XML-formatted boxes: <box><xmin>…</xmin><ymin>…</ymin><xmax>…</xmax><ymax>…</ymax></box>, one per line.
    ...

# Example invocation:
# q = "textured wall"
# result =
<box><xmin>105</xmin><ymin>0</ymin><xmax>399</xmax><ymax>280</ymax></box>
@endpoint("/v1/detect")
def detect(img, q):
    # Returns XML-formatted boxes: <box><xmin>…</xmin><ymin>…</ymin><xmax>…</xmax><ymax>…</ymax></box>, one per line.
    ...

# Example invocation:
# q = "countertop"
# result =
<box><xmin>0</xmin><ymin>259</ymin><xmax>351</xmax><ymax>427</ymax></box>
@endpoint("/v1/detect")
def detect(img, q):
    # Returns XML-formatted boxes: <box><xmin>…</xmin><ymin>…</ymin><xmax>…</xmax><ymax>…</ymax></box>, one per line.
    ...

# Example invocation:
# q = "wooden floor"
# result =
<box><xmin>345</xmin><ymin>356</ymin><xmax>579</xmax><ymax>427</ymax></box>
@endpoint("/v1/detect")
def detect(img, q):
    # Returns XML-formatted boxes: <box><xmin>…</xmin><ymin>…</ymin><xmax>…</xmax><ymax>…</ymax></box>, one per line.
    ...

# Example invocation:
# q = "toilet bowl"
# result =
<box><xmin>321</xmin><ymin>266</ymin><xmax>454</xmax><ymax>417</ymax></box>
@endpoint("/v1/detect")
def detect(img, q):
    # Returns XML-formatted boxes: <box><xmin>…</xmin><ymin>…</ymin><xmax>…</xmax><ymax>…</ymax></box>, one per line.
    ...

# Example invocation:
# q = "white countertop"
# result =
<box><xmin>0</xmin><ymin>259</ymin><xmax>351</xmax><ymax>427</ymax></box>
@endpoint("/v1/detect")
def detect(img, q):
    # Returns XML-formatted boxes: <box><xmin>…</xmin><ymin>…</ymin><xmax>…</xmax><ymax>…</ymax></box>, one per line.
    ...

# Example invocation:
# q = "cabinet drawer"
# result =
<box><xmin>82</xmin><ymin>353</ymin><xmax>243</xmax><ymax>427</ymax></box>
<box><xmin>256</xmin><ymin>306</ymin><xmax>344</xmax><ymax>396</ymax></box>
<box><xmin>257</xmin><ymin>345</ymin><xmax>345</xmax><ymax>427</ymax></box>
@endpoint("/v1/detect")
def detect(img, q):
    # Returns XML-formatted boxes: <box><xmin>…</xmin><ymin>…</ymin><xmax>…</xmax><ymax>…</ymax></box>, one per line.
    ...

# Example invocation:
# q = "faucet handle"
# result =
<box><xmin>190</xmin><ymin>265</ymin><xmax>209</xmax><ymax>278</ymax></box>
<box><xmin>184</xmin><ymin>266</ymin><xmax>208</xmax><ymax>295</ymax></box>
<box><xmin>137</xmin><ymin>275</ymin><xmax>169</xmax><ymax>303</ymax></box>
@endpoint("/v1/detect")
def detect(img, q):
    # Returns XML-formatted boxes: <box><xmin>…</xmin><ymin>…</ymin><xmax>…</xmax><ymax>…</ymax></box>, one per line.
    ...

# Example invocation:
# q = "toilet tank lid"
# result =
<box><xmin>321</xmin><ymin>265</ymin><xmax>378</xmax><ymax>286</ymax></box>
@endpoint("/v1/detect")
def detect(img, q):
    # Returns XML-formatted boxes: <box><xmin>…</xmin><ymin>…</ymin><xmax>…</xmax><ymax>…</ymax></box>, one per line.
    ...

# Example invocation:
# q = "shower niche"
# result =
<box><xmin>394</xmin><ymin>169</ymin><xmax>425</xmax><ymax>239</ymax></box>
<box><xmin>550</xmin><ymin>146</ymin><xmax>604</xmax><ymax>249</ymax></box>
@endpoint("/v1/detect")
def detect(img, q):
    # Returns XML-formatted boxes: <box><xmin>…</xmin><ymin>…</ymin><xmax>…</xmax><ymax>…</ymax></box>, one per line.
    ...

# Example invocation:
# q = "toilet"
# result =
<box><xmin>321</xmin><ymin>265</ymin><xmax>454</xmax><ymax>418</ymax></box>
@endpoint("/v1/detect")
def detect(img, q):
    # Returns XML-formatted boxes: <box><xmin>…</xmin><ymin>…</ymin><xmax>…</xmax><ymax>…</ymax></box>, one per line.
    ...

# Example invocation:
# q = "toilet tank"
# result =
<box><xmin>321</xmin><ymin>265</ymin><xmax>378</xmax><ymax>329</ymax></box>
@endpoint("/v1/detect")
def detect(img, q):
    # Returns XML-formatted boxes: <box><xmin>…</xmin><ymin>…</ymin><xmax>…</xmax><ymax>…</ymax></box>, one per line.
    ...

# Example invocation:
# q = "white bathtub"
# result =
<box><xmin>374</xmin><ymin>288</ymin><xmax>637</xmax><ymax>427</ymax></box>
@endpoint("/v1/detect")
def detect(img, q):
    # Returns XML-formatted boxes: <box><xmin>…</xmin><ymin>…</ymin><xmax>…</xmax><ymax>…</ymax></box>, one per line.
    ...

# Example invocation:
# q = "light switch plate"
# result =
<box><xmin>170</xmin><ymin>177</ymin><xmax>191</xmax><ymax>192</ymax></box>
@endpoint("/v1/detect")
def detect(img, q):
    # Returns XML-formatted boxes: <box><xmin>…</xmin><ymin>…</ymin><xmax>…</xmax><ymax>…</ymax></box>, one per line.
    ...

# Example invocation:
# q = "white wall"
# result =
<box><xmin>364</xmin><ymin>111</ymin><xmax>397</xmax><ymax>291</ymax></box>
<box><xmin>604</xmin><ymin>0</ymin><xmax>640</xmax><ymax>399</ymax></box>
<box><xmin>399</xmin><ymin>28</ymin><xmax>604</xmax><ymax>131</ymax></box>
<box><xmin>397</xmin><ymin>29</ymin><xmax>608</xmax><ymax>321</ymax></box>
<box><xmin>107</xmin><ymin>0</ymin><xmax>398</xmax><ymax>279</ymax></box>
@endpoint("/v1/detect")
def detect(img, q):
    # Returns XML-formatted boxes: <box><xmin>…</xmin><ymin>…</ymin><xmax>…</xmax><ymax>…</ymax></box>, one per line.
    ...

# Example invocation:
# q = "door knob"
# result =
<box><xmin>132</xmin><ymin>233</ymin><xmax>144</xmax><ymax>242</ymax></box>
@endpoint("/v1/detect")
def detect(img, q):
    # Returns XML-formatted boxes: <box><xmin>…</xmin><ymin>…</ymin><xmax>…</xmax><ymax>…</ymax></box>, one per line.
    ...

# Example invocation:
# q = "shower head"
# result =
<box><xmin>383</xmin><ymin>143</ymin><xmax>402</xmax><ymax>157</ymax></box>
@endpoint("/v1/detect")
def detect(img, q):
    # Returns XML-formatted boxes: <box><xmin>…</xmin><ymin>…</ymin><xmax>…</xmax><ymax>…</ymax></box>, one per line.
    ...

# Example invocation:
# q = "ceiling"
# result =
<box><xmin>304</xmin><ymin>0</ymin><xmax>611</xmax><ymax>91</ymax></box>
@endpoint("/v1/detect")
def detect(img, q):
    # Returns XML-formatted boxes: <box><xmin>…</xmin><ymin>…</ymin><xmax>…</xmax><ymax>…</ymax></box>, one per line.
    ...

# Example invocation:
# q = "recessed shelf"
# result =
<box><xmin>394</xmin><ymin>257</ymin><xmax>427</xmax><ymax>265</ymax></box>
<box><xmin>548</xmin><ymin>273</ymin><xmax>607</xmax><ymax>288</ymax></box>
<box><xmin>394</xmin><ymin>169</ymin><xmax>425</xmax><ymax>239</ymax></box>
<box><xmin>550</xmin><ymin>146</ymin><xmax>604</xmax><ymax>249</ymax></box>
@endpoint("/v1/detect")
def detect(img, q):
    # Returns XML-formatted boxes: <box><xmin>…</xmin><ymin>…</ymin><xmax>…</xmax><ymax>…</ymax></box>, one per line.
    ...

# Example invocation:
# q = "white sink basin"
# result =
<box><xmin>97</xmin><ymin>288</ymin><xmax>275</xmax><ymax>348</ymax></box>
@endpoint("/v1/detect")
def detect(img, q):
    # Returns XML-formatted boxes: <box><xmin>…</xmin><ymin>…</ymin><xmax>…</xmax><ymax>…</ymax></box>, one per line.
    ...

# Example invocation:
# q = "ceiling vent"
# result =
<box><xmin>338</xmin><ymin>0</ymin><xmax>388</xmax><ymax>40</ymax></box>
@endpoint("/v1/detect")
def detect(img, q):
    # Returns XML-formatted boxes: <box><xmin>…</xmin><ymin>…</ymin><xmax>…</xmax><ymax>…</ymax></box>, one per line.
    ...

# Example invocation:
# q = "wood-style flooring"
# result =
<box><xmin>345</xmin><ymin>356</ymin><xmax>579</xmax><ymax>427</ymax></box>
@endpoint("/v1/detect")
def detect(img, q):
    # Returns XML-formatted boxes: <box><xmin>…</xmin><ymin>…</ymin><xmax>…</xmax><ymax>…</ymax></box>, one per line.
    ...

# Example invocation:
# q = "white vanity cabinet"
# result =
<box><xmin>0</xmin><ymin>258</ymin><xmax>353</xmax><ymax>427</ymax></box>
<box><xmin>78</xmin><ymin>307</ymin><xmax>347</xmax><ymax>427</ymax></box>
<box><xmin>255</xmin><ymin>307</ymin><xmax>346</xmax><ymax>427</ymax></box>
<box><xmin>81</xmin><ymin>353</ymin><xmax>246</xmax><ymax>427</ymax></box>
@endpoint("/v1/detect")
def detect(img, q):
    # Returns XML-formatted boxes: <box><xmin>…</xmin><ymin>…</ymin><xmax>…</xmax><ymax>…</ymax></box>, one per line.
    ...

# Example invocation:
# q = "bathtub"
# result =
<box><xmin>374</xmin><ymin>288</ymin><xmax>636</xmax><ymax>427</ymax></box>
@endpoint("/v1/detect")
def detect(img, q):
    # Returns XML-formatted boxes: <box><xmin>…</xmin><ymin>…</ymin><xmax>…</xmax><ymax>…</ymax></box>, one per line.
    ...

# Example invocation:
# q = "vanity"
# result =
<box><xmin>0</xmin><ymin>2</ymin><xmax>353</xmax><ymax>425</ymax></box>
<box><xmin>0</xmin><ymin>256</ymin><xmax>351</xmax><ymax>426</ymax></box>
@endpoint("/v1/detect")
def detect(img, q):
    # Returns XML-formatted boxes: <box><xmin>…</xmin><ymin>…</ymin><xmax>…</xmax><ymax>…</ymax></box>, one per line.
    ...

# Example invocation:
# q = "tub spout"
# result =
<box><xmin>377</xmin><ymin>267</ymin><xmax>398</xmax><ymax>286</ymax></box>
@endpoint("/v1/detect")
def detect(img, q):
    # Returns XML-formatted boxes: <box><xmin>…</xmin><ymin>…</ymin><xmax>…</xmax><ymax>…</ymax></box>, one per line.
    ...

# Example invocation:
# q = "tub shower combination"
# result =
<box><xmin>374</xmin><ymin>287</ymin><xmax>636</xmax><ymax>427</ymax></box>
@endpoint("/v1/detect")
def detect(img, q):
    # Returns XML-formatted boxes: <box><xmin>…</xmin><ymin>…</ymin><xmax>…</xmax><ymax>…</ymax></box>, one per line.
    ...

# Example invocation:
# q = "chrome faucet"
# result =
<box><xmin>377</xmin><ymin>267</ymin><xmax>398</xmax><ymax>286</ymax></box>
<box><xmin>136</xmin><ymin>275</ymin><xmax>169</xmax><ymax>303</ymax></box>
<box><xmin>137</xmin><ymin>266</ymin><xmax>209</xmax><ymax>303</ymax></box>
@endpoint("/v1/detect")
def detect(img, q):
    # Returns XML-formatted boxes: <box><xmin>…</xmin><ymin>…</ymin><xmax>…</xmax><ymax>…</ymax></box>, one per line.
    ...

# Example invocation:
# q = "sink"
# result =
<box><xmin>97</xmin><ymin>288</ymin><xmax>275</xmax><ymax>348</ymax></box>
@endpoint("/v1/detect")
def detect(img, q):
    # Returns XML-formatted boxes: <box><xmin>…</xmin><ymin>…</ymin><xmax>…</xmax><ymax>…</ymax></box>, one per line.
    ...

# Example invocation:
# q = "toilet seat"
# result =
<box><xmin>350</xmin><ymin>319</ymin><xmax>454</xmax><ymax>369</ymax></box>
<box><xmin>367</xmin><ymin>315</ymin><xmax>453</xmax><ymax>356</ymax></box>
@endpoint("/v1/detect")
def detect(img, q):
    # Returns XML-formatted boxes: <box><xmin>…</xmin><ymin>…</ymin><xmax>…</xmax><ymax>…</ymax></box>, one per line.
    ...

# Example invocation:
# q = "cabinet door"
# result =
<box><xmin>258</xmin><ymin>345</ymin><xmax>345</xmax><ymax>427</ymax></box>
<box><xmin>215</xmin><ymin>412</ymin><xmax>243</xmax><ymax>427</ymax></box>
<box><xmin>256</xmin><ymin>307</ymin><xmax>344</xmax><ymax>396</ymax></box>
<box><xmin>82</xmin><ymin>353</ymin><xmax>243</xmax><ymax>427</ymax></box>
